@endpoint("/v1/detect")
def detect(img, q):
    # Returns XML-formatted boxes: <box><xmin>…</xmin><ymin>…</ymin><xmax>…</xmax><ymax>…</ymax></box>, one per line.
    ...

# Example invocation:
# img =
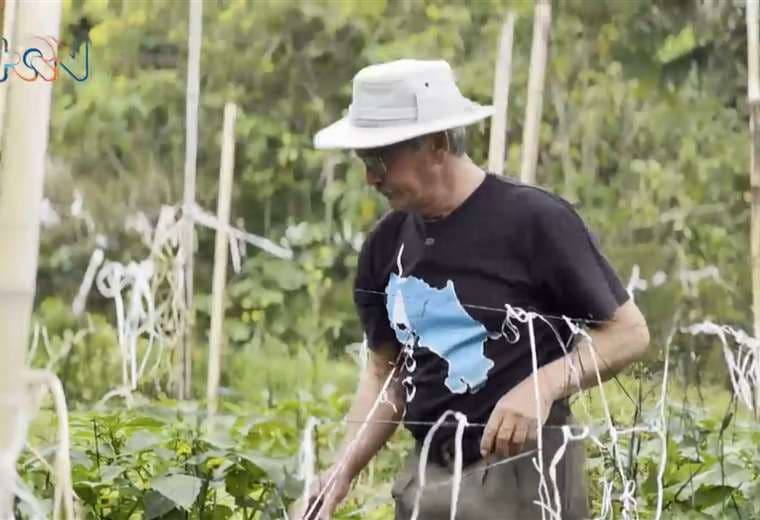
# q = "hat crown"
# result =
<box><xmin>349</xmin><ymin>59</ymin><xmax>470</xmax><ymax>129</ymax></box>
<box><xmin>313</xmin><ymin>58</ymin><xmax>493</xmax><ymax>150</ymax></box>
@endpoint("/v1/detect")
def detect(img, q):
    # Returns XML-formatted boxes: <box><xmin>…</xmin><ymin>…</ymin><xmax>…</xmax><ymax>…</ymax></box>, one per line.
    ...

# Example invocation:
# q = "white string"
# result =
<box><xmin>28</xmin><ymin>322</ymin><xmax>42</xmax><ymax>365</ymax></box>
<box><xmin>449</xmin><ymin>411</ymin><xmax>468</xmax><ymax>520</ymax></box>
<box><xmin>546</xmin><ymin>425</ymin><xmax>588</xmax><ymax>520</ymax></box>
<box><xmin>297</xmin><ymin>417</ymin><xmax>320</xmax><ymax>511</ymax></box>
<box><xmin>1</xmin><ymin>371</ymin><xmax>76</xmax><ymax>520</ymax></box>
<box><xmin>626</xmin><ymin>264</ymin><xmax>648</xmax><ymax>299</ymax></box>
<box><xmin>679</xmin><ymin>265</ymin><xmax>720</xmax><ymax>296</ymax></box>
<box><xmin>24</xmin><ymin>371</ymin><xmax>75</xmax><ymax>520</ymax></box>
<box><xmin>229</xmin><ymin>230</ymin><xmax>242</xmax><ymax>274</ymax></box>
<box><xmin>95</xmin><ymin>386</ymin><xmax>134</xmax><ymax>410</ymax></box>
<box><xmin>0</xmin><ymin>396</ymin><xmax>39</xmax><ymax>520</ymax></box>
<box><xmin>74</xmin><ymin>202</ymin><xmax>294</xmax><ymax>403</ymax></box>
<box><xmin>187</xmin><ymin>203</ymin><xmax>293</xmax><ymax>259</ymax></box>
<box><xmin>652</xmin><ymin>320</ymin><xmax>676</xmax><ymax>520</ymax></box>
<box><xmin>70</xmin><ymin>189</ymin><xmax>95</xmax><ymax>233</ymax></box>
<box><xmin>71</xmin><ymin>248</ymin><xmax>104</xmax><ymax>316</ymax></box>
<box><xmin>682</xmin><ymin>321</ymin><xmax>760</xmax><ymax>413</ymax></box>
<box><xmin>410</xmin><ymin>410</ymin><xmax>454</xmax><ymax>520</ymax></box>
<box><xmin>523</xmin><ymin>314</ymin><xmax>550</xmax><ymax>520</ymax></box>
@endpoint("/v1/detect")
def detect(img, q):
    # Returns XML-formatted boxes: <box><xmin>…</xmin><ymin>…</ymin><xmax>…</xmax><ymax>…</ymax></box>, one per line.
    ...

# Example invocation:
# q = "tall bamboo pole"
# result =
<box><xmin>0</xmin><ymin>0</ymin><xmax>17</xmax><ymax>148</ymax></box>
<box><xmin>520</xmin><ymin>0</ymin><xmax>551</xmax><ymax>185</ymax></box>
<box><xmin>0</xmin><ymin>1</ymin><xmax>61</xmax><ymax>515</ymax></box>
<box><xmin>178</xmin><ymin>0</ymin><xmax>203</xmax><ymax>399</ymax></box>
<box><xmin>488</xmin><ymin>13</ymin><xmax>515</xmax><ymax>176</ymax></box>
<box><xmin>746</xmin><ymin>0</ymin><xmax>760</xmax><ymax>415</ymax></box>
<box><xmin>207</xmin><ymin>103</ymin><xmax>237</xmax><ymax>416</ymax></box>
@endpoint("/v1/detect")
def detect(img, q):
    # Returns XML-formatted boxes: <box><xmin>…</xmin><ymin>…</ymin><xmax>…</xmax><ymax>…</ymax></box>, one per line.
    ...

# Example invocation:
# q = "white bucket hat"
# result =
<box><xmin>314</xmin><ymin>59</ymin><xmax>494</xmax><ymax>150</ymax></box>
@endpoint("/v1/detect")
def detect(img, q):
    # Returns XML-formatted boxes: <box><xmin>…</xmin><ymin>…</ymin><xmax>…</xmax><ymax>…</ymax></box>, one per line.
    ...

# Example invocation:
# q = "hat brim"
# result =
<box><xmin>313</xmin><ymin>105</ymin><xmax>495</xmax><ymax>150</ymax></box>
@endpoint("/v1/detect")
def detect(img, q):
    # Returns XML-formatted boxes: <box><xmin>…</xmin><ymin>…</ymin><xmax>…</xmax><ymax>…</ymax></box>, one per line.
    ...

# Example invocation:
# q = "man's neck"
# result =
<box><xmin>420</xmin><ymin>156</ymin><xmax>485</xmax><ymax>220</ymax></box>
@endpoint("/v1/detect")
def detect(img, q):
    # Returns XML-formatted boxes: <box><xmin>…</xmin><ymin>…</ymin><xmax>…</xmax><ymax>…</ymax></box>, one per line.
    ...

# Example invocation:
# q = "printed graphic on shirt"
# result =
<box><xmin>385</xmin><ymin>272</ymin><xmax>494</xmax><ymax>394</ymax></box>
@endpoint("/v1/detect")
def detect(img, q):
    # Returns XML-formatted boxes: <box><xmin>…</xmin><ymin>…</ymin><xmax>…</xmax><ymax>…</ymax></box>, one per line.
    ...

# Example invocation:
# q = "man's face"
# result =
<box><xmin>356</xmin><ymin>137</ymin><xmax>437</xmax><ymax>212</ymax></box>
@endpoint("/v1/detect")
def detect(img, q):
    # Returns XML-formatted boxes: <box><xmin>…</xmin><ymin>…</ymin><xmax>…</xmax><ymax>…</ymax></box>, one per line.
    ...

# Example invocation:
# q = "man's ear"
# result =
<box><xmin>430</xmin><ymin>132</ymin><xmax>449</xmax><ymax>162</ymax></box>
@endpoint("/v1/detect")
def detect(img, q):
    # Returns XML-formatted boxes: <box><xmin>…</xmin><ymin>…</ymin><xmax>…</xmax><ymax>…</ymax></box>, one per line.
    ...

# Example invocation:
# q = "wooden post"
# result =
<box><xmin>0</xmin><ymin>1</ymin><xmax>61</xmax><ymax>515</ymax></box>
<box><xmin>207</xmin><ymin>102</ymin><xmax>237</xmax><ymax>416</ymax></box>
<box><xmin>0</xmin><ymin>0</ymin><xmax>17</xmax><ymax>147</ymax></box>
<box><xmin>520</xmin><ymin>0</ymin><xmax>551</xmax><ymax>185</ymax></box>
<box><xmin>746</xmin><ymin>0</ymin><xmax>760</xmax><ymax>415</ymax></box>
<box><xmin>178</xmin><ymin>0</ymin><xmax>203</xmax><ymax>399</ymax></box>
<box><xmin>488</xmin><ymin>14</ymin><xmax>515</xmax><ymax>176</ymax></box>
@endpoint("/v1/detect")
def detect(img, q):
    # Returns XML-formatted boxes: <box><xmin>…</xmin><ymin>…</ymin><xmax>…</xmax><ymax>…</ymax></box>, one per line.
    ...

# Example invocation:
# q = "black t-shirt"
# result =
<box><xmin>353</xmin><ymin>173</ymin><xmax>629</xmax><ymax>443</ymax></box>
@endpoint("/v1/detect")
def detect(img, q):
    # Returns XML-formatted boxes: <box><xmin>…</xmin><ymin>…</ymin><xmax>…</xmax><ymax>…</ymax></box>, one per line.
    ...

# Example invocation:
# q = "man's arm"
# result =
<box><xmin>481</xmin><ymin>299</ymin><xmax>650</xmax><ymax>458</ymax></box>
<box><xmin>294</xmin><ymin>343</ymin><xmax>405</xmax><ymax>519</ymax></box>
<box><xmin>334</xmin><ymin>342</ymin><xmax>406</xmax><ymax>479</ymax></box>
<box><xmin>541</xmin><ymin>298</ymin><xmax>650</xmax><ymax>400</ymax></box>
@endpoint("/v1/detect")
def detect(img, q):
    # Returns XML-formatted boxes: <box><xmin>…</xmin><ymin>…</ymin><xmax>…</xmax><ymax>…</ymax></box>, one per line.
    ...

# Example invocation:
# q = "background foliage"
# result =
<box><xmin>12</xmin><ymin>0</ymin><xmax>760</xmax><ymax>517</ymax></box>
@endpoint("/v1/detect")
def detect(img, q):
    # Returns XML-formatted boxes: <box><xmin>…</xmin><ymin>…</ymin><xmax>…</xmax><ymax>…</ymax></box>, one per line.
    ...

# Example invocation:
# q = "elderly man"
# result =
<box><xmin>297</xmin><ymin>59</ymin><xmax>649</xmax><ymax>520</ymax></box>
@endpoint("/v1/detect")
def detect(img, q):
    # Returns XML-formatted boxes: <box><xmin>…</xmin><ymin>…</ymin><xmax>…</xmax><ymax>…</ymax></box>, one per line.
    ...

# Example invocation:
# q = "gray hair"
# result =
<box><xmin>445</xmin><ymin>127</ymin><xmax>466</xmax><ymax>157</ymax></box>
<box><xmin>402</xmin><ymin>127</ymin><xmax>466</xmax><ymax>156</ymax></box>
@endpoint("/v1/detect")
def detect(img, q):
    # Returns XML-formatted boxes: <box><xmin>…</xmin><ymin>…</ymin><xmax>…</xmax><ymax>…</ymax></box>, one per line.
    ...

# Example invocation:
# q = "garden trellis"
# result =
<box><xmin>299</xmin><ymin>3</ymin><xmax>760</xmax><ymax>519</ymax></box>
<box><xmin>0</xmin><ymin>1</ymin><xmax>291</xmax><ymax>516</ymax></box>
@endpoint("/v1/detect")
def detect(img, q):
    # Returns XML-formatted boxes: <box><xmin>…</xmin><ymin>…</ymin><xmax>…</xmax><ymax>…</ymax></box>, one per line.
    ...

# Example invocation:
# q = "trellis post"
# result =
<box><xmin>520</xmin><ymin>0</ymin><xmax>551</xmax><ymax>185</ymax></box>
<box><xmin>177</xmin><ymin>0</ymin><xmax>203</xmax><ymax>399</ymax></box>
<box><xmin>487</xmin><ymin>13</ymin><xmax>515</xmax><ymax>176</ymax></box>
<box><xmin>0</xmin><ymin>0</ymin><xmax>61</xmax><ymax>514</ymax></box>
<box><xmin>746</xmin><ymin>0</ymin><xmax>760</xmax><ymax>415</ymax></box>
<box><xmin>207</xmin><ymin>102</ymin><xmax>237</xmax><ymax>416</ymax></box>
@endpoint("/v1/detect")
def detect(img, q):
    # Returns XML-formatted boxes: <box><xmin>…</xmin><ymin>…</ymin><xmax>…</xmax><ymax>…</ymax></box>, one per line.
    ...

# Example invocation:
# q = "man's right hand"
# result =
<box><xmin>289</xmin><ymin>465</ymin><xmax>353</xmax><ymax>520</ymax></box>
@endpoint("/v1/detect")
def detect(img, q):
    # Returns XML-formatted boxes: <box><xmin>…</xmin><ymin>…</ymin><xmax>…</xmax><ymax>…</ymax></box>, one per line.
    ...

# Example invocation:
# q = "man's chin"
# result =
<box><xmin>383</xmin><ymin>192</ymin><xmax>411</xmax><ymax>211</ymax></box>
<box><xmin>387</xmin><ymin>196</ymin><xmax>404</xmax><ymax>210</ymax></box>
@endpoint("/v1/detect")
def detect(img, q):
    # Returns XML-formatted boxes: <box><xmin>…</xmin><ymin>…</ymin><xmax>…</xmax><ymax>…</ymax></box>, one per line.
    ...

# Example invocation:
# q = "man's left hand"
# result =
<box><xmin>479</xmin><ymin>375</ymin><xmax>557</xmax><ymax>459</ymax></box>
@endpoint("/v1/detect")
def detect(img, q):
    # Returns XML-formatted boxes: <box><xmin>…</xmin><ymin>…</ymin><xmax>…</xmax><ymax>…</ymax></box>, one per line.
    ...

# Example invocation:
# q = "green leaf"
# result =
<box><xmin>124</xmin><ymin>430</ymin><xmax>162</xmax><ymax>453</ymax></box>
<box><xmin>692</xmin><ymin>485</ymin><xmax>734</xmax><ymax>509</ymax></box>
<box><xmin>209</xmin><ymin>505</ymin><xmax>234</xmax><ymax>519</ymax></box>
<box><xmin>99</xmin><ymin>464</ymin><xmax>124</xmax><ymax>483</ymax></box>
<box><xmin>150</xmin><ymin>473</ymin><xmax>203</xmax><ymax>510</ymax></box>
<box><xmin>224</xmin><ymin>466</ymin><xmax>260</xmax><ymax>500</ymax></box>
<box><xmin>144</xmin><ymin>489</ymin><xmax>177</xmax><ymax>519</ymax></box>
<box><xmin>239</xmin><ymin>452</ymin><xmax>288</xmax><ymax>486</ymax></box>
<box><xmin>125</xmin><ymin>416</ymin><xmax>168</xmax><ymax>429</ymax></box>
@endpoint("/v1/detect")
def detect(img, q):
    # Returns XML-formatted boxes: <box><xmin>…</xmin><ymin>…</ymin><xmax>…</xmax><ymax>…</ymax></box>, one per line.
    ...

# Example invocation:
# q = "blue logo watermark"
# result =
<box><xmin>1</xmin><ymin>34</ymin><xmax>90</xmax><ymax>83</ymax></box>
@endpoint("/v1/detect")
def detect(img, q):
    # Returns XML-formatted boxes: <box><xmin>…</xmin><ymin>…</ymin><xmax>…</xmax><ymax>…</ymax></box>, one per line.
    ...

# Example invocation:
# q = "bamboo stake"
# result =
<box><xmin>207</xmin><ymin>102</ymin><xmax>237</xmax><ymax>417</ymax></box>
<box><xmin>178</xmin><ymin>0</ymin><xmax>203</xmax><ymax>399</ymax></box>
<box><xmin>746</xmin><ymin>0</ymin><xmax>760</xmax><ymax>415</ymax></box>
<box><xmin>0</xmin><ymin>1</ymin><xmax>61</xmax><ymax>515</ymax></box>
<box><xmin>0</xmin><ymin>0</ymin><xmax>18</xmax><ymax>147</ymax></box>
<box><xmin>487</xmin><ymin>13</ymin><xmax>515</xmax><ymax>176</ymax></box>
<box><xmin>520</xmin><ymin>0</ymin><xmax>551</xmax><ymax>185</ymax></box>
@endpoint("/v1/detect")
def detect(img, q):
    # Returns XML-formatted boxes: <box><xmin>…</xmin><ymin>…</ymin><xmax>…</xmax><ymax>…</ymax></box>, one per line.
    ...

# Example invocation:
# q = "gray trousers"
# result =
<box><xmin>392</xmin><ymin>407</ymin><xmax>589</xmax><ymax>519</ymax></box>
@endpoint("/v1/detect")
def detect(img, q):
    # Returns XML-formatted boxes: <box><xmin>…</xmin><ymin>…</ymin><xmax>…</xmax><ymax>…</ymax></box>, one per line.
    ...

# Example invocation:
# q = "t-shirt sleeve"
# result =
<box><xmin>353</xmin><ymin>224</ymin><xmax>401</xmax><ymax>352</ymax></box>
<box><xmin>531</xmin><ymin>199</ymin><xmax>629</xmax><ymax>326</ymax></box>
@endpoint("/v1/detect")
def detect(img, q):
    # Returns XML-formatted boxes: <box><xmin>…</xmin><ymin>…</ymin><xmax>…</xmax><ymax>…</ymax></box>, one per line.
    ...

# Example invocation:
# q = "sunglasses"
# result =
<box><xmin>355</xmin><ymin>138</ymin><xmax>421</xmax><ymax>178</ymax></box>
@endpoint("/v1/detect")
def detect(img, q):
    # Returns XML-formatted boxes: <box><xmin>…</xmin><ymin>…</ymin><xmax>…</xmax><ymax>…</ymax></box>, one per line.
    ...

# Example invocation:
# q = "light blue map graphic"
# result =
<box><xmin>385</xmin><ymin>273</ymin><xmax>494</xmax><ymax>394</ymax></box>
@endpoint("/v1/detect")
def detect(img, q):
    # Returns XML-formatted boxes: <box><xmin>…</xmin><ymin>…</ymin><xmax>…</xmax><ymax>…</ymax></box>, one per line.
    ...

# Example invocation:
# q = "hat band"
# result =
<box><xmin>349</xmin><ymin>104</ymin><xmax>418</xmax><ymax>128</ymax></box>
